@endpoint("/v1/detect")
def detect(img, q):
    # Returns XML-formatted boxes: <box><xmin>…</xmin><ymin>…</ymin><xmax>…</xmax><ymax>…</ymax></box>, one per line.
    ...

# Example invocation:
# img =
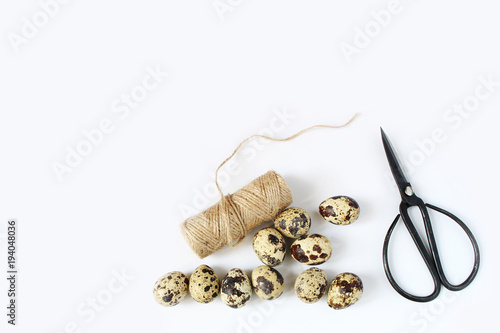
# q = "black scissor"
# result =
<box><xmin>381</xmin><ymin>128</ymin><xmax>480</xmax><ymax>302</ymax></box>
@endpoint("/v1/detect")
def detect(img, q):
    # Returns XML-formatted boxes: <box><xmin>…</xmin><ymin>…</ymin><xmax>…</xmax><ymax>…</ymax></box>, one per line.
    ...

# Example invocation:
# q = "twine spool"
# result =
<box><xmin>181</xmin><ymin>171</ymin><xmax>292</xmax><ymax>258</ymax></box>
<box><xmin>181</xmin><ymin>113</ymin><xmax>358</xmax><ymax>258</ymax></box>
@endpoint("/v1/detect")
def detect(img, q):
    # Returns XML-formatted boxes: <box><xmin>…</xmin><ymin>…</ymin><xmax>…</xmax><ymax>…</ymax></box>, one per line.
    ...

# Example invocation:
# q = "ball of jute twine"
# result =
<box><xmin>181</xmin><ymin>113</ymin><xmax>358</xmax><ymax>258</ymax></box>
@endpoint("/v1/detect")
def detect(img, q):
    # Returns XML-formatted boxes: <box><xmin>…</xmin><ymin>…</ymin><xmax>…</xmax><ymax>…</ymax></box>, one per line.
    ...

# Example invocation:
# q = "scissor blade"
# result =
<box><xmin>381</xmin><ymin>128</ymin><xmax>411</xmax><ymax>194</ymax></box>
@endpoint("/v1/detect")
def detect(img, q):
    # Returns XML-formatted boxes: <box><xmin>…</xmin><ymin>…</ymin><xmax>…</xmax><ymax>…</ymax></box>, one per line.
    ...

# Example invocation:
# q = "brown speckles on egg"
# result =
<box><xmin>273</xmin><ymin>207</ymin><xmax>311</xmax><ymax>238</ymax></box>
<box><xmin>221</xmin><ymin>268</ymin><xmax>252</xmax><ymax>309</ymax></box>
<box><xmin>253</xmin><ymin>227</ymin><xmax>286</xmax><ymax>267</ymax></box>
<box><xmin>189</xmin><ymin>265</ymin><xmax>220</xmax><ymax>303</ymax></box>
<box><xmin>153</xmin><ymin>271</ymin><xmax>189</xmax><ymax>307</ymax></box>
<box><xmin>256</xmin><ymin>276</ymin><xmax>274</xmax><ymax>295</ymax></box>
<box><xmin>291</xmin><ymin>234</ymin><xmax>332</xmax><ymax>265</ymax></box>
<box><xmin>291</xmin><ymin>243</ymin><xmax>309</xmax><ymax>263</ymax></box>
<box><xmin>295</xmin><ymin>268</ymin><xmax>328</xmax><ymax>303</ymax></box>
<box><xmin>319</xmin><ymin>196</ymin><xmax>360</xmax><ymax>225</ymax></box>
<box><xmin>251</xmin><ymin>266</ymin><xmax>285</xmax><ymax>300</ymax></box>
<box><xmin>268</xmin><ymin>234</ymin><xmax>279</xmax><ymax>245</ymax></box>
<box><xmin>327</xmin><ymin>272</ymin><xmax>363</xmax><ymax>309</ymax></box>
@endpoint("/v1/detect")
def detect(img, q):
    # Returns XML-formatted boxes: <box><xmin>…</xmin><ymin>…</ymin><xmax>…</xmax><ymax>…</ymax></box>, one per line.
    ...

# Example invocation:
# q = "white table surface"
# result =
<box><xmin>1</xmin><ymin>1</ymin><xmax>499</xmax><ymax>332</ymax></box>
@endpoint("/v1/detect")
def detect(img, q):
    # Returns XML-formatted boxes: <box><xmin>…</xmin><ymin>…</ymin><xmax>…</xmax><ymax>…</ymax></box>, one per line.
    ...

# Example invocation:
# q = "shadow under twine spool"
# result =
<box><xmin>180</xmin><ymin>113</ymin><xmax>358</xmax><ymax>258</ymax></box>
<box><xmin>181</xmin><ymin>170</ymin><xmax>292</xmax><ymax>259</ymax></box>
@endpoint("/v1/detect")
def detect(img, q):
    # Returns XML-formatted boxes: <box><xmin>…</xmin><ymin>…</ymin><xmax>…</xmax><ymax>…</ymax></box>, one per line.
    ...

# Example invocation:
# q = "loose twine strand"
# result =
<box><xmin>181</xmin><ymin>113</ymin><xmax>359</xmax><ymax>258</ymax></box>
<box><xmin>214</xmin><ymin>113</ymin><xmax>359</xmax><ymax>198</ymax></box>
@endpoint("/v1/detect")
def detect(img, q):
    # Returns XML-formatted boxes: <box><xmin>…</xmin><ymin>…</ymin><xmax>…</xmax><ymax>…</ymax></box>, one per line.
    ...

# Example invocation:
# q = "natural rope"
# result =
<box><xmin>181</xmin><ymin>171</ymin><xmax>292</xmax><ymax>258</ymax></box>
<box><xmin>181</xmin><ymin>113</ymin><xmax>358</xmax><ymax>258</ymax></box>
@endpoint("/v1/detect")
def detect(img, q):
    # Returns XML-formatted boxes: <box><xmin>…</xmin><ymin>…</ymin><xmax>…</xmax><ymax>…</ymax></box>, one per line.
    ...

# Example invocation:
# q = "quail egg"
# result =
<box><xmin>251</xmin><ymin>265</ymin><xmax>285</xmax><ymax>300</ymax></box>
<box><xmin>253</xmin><ymin>227</ymin><xmax>286</xmax><ymax>267</ymax></box>
<box><xmin>274</xmin><ymin>207</ymin><xmax>311</xmax><ymax>238</ymax></box>
<box><xmin>291</xmin><ymin>234</ymin><xmax>332</xmax><ymax>265</ymax></box>
<box><xmin>189</xmin><ymin>265</ymin><xmax>220</xmax><ymax>303</ymax></box>
<box><xmin>319</xmin><ymin>196</ymin><xmax>360</xmax><ymax>225</ymax></box>
<box><xmin>295</xmin><ymin>267</ymin><xmax>328</xmax><ymax>303</ymax></box>
<box><xmin>221</xmin><ymin>268</ymin><xmax>252</xmax><ymax>309</ymax></box>
<box><xmin>327</xmin><ymin>272</ymin><xmax>363</xmax><ymax>309</ymax></box>
<box><xmin>153</xmin><ymin>271</ymin><xmax>189</xmax><ymax>307</ymax></box>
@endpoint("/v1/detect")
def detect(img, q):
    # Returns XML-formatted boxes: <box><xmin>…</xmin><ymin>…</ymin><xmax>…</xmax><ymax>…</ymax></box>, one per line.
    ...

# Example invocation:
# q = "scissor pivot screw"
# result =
<box><xmin>405</xmin><ymin>186</ymin><xmax>414</xmax><ymax>196</ymax></box>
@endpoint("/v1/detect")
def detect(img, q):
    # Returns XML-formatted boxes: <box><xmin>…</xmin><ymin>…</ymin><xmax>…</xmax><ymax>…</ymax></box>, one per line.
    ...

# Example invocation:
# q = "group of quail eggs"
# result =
<box><xmin>153</xmin><ymin>195</ymin><xmax>363</xmax><ymax>310</ymax></box>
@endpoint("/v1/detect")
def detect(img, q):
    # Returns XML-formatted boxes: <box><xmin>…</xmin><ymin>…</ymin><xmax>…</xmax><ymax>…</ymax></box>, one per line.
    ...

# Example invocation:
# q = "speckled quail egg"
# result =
<box><xmin>221</xmin><ymin>268</ymin><xmax>252</xmax><ymax>309</ymax></box>
<box><xmin>327</xmin><ymin>272</ymin><xmax>363</xmax><ymax>309</ymax></box>
<box><xmin>251</xmin><ymin>265</ymin><xmax>285</xmax><ymax>300</ymax></box>
<box><xmin>291</xmin><ymin>234</ymin><xmax>332</xmax><ymax>265</ymax></box>
<box><xmin>189</xmin><ymin>265</ymin><xmax>220</xmax><ymax>303</ymax></box>
<box><xmin>274</xmin><ymin>207</ymin><xmax>311</xmax><ymax>238</ymax></box>
<box><xmin>253</xmin><ymin>227</ymin><xmax>286</xmax><ymax>267</ymax></box>
<box><xmin>319</xmin><ymin>196</ymin><xmax>360</xmax><ymax>225</ymax></box>
<box><xmin>153</xmin><ymin>271</ymin><xmax>189</xmax><ymax>307</ymax></box>
<box><xmin>295</xmin><ymin>268</ymin><xmax>328</xmax><ymax>303</ymax></box>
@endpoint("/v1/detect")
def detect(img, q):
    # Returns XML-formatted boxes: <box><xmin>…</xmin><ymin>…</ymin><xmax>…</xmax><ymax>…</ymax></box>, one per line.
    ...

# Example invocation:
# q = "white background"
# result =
<box><xmin>1</xmin><ymin>1</ymin><xmax>499</xmax><ymax>332</ymax></box>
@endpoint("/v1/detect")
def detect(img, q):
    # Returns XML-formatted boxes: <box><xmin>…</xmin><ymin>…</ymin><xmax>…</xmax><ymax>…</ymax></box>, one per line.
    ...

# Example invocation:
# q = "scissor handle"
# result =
<box><xmin>383</xmin><ymin>200</ymin><xmax>481</xmax><ymax>302</ymax></box>
<box><xmin>383</xmin><ymin>206</ymin><xmax>441</xmax><ymax>302</ymax></box>
<box><xmin>424</xmin><ymin>203</ymin><xmax>480</xmax><ymax>291</ymax></box>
